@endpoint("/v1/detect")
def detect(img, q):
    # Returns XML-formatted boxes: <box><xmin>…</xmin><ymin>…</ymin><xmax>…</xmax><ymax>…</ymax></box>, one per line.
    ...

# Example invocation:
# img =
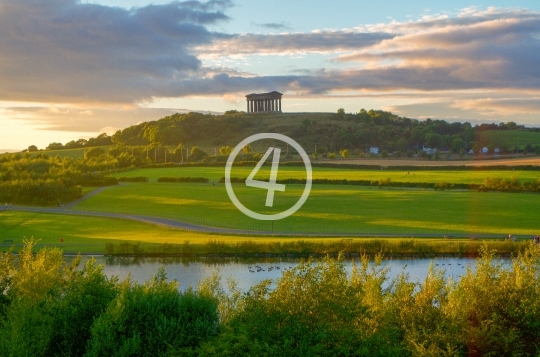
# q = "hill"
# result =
<box><xmin>21</xmin><ymin>109</ymin><xmax>540</xmax><ymax>158</ymax></box>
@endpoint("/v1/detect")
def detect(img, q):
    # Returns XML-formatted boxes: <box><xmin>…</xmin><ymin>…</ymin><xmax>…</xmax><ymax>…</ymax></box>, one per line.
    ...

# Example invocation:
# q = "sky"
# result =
<box><xmin>1</xmin><ymin>0</ymin><xmax>540</xmax><ymax>151</ymax></box>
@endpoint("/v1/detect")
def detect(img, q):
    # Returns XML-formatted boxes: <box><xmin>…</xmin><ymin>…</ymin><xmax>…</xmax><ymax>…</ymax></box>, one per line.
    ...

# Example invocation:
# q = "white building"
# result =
<box><xmin>369</xmin><ymin>147</ymin><xmax>379</xmax><ymax>155</ymax></box>
<box><xmin>422</xmin><ymin>145</ymin><xmax>436</xmax><ymax>155</ymax></box>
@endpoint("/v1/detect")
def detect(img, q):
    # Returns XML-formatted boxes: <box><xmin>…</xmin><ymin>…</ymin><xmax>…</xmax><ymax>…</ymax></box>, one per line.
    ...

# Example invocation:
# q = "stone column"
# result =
<box><xmin>279</xmin><ymin>98</ymin><xmax>281</xmax><ymax>112</ymax></box>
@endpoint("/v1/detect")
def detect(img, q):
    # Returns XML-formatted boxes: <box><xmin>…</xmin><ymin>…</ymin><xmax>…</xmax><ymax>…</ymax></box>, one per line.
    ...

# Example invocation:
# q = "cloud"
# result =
<box><xmin>1</xmin><ymin>2</ymin><xmax>540</xmax><ymax>125</ymax></box>
<box><xmin>250</xmin><ymin>21</ymin><xmax>293</xmax><ymax>31</ymax></box>
<box><xmin>0</xmin><ymin>0</ymin><xmax>231</xmax><ymax>104</ymax></box>
<box><xmin>197</xmin><ymin>31</ymin><xmax>393</xmax><ymax>55</ymax></box>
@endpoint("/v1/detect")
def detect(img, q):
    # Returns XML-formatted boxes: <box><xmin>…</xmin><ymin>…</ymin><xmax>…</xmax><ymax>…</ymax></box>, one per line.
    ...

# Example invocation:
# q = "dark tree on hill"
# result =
<box><xmin>27</xmin><ymin>145</ymin><xmax>38</xmax><ymax>152</ymax></box>
<box><xmin>84</xmin><ymin>147</ymin><xmax>106</xmax><ymax>160</ymax></box>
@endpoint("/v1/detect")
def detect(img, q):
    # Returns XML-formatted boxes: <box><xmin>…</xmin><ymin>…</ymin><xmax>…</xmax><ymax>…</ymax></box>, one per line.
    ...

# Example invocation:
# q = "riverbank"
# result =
<box><xmin>102</xmin><ymin>238</ymin><xmax>531</xmax><ymax>257</ymax></box>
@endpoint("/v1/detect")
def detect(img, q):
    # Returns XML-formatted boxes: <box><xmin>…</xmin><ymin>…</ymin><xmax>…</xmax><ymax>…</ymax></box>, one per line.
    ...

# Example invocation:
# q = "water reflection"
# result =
<box><xmin>78</xmin><ymin>256</ymin><xmax>509</xmax><ymax>292</ymax></box>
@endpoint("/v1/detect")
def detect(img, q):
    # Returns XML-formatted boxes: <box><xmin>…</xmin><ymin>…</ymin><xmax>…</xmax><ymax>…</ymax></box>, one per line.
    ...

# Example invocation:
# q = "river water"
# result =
<box><xmin>77</xmin><ymin>255</ymin><xmax>510</xmax><ymax>291</ymax></box>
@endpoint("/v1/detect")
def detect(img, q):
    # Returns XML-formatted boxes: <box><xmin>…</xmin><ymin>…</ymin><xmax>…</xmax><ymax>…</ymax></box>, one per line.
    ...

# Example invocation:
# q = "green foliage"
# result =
<box><xmin>85</xmin><ymin>147</ymin><xmax>106</xmax><ymax>160</ymax></box>
<box><xmin>86</xmin><ymin>268</ymin><xmax>218</xmax><ymax>357</ymax></box>
<box><xmin>340</xmin><ymin>149</ymin><xmax>350</xmax><ymax>158</ymax></box>
<box><xmin>4</xmin><ymin>241</ymin><xmax>540</xmax><ymax>356</ymax></box>
<box><xmin>328</xmin><ymin>152</ymin><xmax>336</xmax><ymax>159</ymax></box>
<box><xmin>27</xmin><ymin>145</ymin><xmax>38</xmax><ymax>152</ymax></box>
<box><xmin>0</xmin><ymin>239</ymin><xmax>118</xmax><ymax>357</ymax></box>
<box><xmin>382</xmin><ymin>150</ymin><xmax>389</xmax><ymax>158</ymax></box>
<box><xmin>219</xmin><ymin>146</ymin><xmax>232</xmax><ymax>155</ymax></box>
<box><xmin>190</xmin><ymin>146</ymin><xmax>209</xmax><ymax>162</ymax></box>
<box><xmin>157</xmin><ymin>176</ymin><xmax>209</xmax><ymax>183</ymax></box>
<box><xmin>0</xmin><ymin>179</ymin><xmax>82</xmax><ymax>205</ymax></box>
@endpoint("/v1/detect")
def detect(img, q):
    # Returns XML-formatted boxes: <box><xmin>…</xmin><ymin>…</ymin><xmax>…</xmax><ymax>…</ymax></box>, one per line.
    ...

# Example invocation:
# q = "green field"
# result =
<box><xmin>0</xmin><ymin>209</ymin><xmax>277</xmax><ymax>250</ymax></box>
<box><xmin>113</xmin><ymin>166</ymin><xmax>540</xmax><ymax>185</ymax></box>
<box><xmin>71</xmin><ymin>180</ymin><xmax>540</xmax><ymax>236</ymax></box>
<box><xmin>0</xmin><ymin>210</ymin><xmax>323</xmax><ymax>252</ymax></box>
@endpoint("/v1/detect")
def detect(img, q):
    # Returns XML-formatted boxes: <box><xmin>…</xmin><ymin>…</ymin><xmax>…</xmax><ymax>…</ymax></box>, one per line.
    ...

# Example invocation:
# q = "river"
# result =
<box><xmin>76</xmin><ymin>255</ymin><xmax>509</xmax><ymax>291</ymax></box>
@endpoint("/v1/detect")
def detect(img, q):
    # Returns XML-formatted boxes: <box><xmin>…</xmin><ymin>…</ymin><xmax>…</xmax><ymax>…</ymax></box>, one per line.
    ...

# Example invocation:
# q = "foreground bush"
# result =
<box><xmin>86</xmin><ymin>268</ymin><xmax>218</xmax><ymax>357</ymax></box>
<box><xmin>0</xmin><ymin>240</ymin><xmax>118</xmax><ymax>357</ymax></box>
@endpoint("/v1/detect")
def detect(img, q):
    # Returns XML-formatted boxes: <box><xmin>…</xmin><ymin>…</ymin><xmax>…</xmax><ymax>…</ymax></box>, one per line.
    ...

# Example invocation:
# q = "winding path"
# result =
<box><xmin>3</xmin><ymin>185</ymin><xmax>517</xmax><ymax>239</ymax></box>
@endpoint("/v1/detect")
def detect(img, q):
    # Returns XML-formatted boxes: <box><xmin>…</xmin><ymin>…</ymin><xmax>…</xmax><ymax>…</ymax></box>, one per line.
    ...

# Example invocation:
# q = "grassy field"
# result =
<box><xmin>0</xmin><ymin>210</ymin><xmax>324</xmax><ymax>252</ymax></box>
<box><xmin>112</xmin><ymin>166</ymin><xmax>540</xmax><ymax>185</ymax></box>
<box><xmin>0</xmin><ymin>211</ymin><xmax>530</xmax><ymax>256</ymax></box>
<box><xmin>71</xmin><ymin>181</ymin><xmax>540</xmax><ymax>236</ymax></box>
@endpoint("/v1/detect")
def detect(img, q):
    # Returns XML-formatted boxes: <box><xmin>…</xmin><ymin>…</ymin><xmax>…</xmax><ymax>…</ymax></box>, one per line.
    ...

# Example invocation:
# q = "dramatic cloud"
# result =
<box><xmin>1</xmin><ymin>2</ymin><xmax>539</xmax><ymax>118</ymax></box>
<box><xmin>0</xmin><ymin>0</ymin><xmax>231</xmax><ymax>103</ymax></box>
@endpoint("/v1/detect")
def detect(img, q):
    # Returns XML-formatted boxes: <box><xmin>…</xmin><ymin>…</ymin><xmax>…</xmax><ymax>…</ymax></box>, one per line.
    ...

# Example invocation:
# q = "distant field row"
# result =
<box><xmin>112</xmin><ymin>166</ymin><xmax>540</xmax><ymax>185</ymax></box>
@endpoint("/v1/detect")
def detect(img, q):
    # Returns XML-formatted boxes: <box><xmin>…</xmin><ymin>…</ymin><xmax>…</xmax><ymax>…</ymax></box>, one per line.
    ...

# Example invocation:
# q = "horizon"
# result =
<box><xmin>2</xmin><ymin>0</ymin><xmax>540</xmax><ymax>150</ymax></box>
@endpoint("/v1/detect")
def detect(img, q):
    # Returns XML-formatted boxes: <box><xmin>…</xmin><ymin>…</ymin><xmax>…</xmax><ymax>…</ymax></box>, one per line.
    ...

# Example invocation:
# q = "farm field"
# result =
<box><xmin>72</xmin><ymin>180</ymin><xmax>540</xmax><ymax>236</ymax></box>
<box><xmin>113</xmin><ymin>166</ymin><xmax>540</xmax><ymax>185</ymax></box>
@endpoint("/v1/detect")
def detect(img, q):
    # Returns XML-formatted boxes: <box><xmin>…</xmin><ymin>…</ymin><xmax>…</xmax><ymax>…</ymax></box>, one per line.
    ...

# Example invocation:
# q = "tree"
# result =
<box><xmin>337</xmin><ymin>108</ymin><xmax>345</xmax><ymax>119</ymax></box>
<box><xmin>173</xmin><ymin>144</ymin><xmax>185</xmax><ymax>162</ymax></box>
<box><xmin>219</xmin><ymin>146</ymin><xmax>232</xmax><ymax>155</ymax></box>
<box><xmin>242</xmin><ymin>145</ymin><xmax>252</xmax><ymax>155</ymax></box>
<box><xmin>85</xmin><ymin>147</ymin><xmax>105</xmax><ymax>160</ymax></box>
<box><xmin>451</xmin><ymin>138</ymin><xmax>464</xmax><ymax>153</ymax></box>
<box><xmin>143</xmin><ymin>126</ymin><xmax>164</xmax><ymax>144</ymax></box>
<box><xmin>425</xmin><ymin>133</ymin><xmax>441</xmax><ymax>148</ymax></box>
<box><xmin>28</xmin><ymin>145</ymin><xmax>38</xmax><ymax>152</ymax></box>
<box><xmin>381</xmin><ymin>150</ymin><xmax>389</xmax><ymax>158</ymax></box>
<box><xmin>46</xmin><ymin>142</ymin><xmax>64</xmax><ymax>150</ymax></box>
<box><xmin>189</xmin><ymin>146</ymin><xmax>208</xmax><ymax>162</ymax></box>
<box><xmin>340</xmin><ymin>149</ymin><xmax>350</xmax><ymax>158</ymax></box>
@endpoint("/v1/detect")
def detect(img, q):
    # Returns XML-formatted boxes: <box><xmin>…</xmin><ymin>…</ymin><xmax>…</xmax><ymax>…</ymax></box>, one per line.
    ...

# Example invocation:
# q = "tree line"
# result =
<box><xmin>31</xmin><ymin>110</ymin><xmax>540</xmax><ymax>156</ymax></box>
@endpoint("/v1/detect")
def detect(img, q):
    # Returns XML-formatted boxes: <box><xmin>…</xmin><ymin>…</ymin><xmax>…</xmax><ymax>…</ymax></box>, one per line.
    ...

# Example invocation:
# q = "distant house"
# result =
<box><xmin>482</xmin><ymin>147</ymin><xmax>488</xmax><ymax>154</ymax></box>
<box><xmin>369</xmin><ymin>147</ymin><xmax>379</xmax><ymax>155</ymax></box>
<box><xmin>468</xmin><ymin>149</ymin><xmax>473</xmax><ymax>154</ymax></box>
<box><xmin>422</xmin><ymin>145</ymin><xmax>436</xmax><ymax>155</ymax></box>
<box><xmin>494</xmin><ymin>148</ymin><xmax>500</xmax><ymax>154</ymax></box>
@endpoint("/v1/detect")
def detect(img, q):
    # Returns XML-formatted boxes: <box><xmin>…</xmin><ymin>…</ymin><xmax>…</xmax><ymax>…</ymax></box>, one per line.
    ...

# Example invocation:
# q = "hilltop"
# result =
<box><xmin>21</xmin><ymin>110</ymin><xmax>540</xmax><ymax>158</ymax></box>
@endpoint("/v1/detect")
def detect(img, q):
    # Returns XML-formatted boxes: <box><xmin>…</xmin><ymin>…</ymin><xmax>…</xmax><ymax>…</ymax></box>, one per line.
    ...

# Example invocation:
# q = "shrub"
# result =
<box><xmin>0</xmin><ymin>240</ymin><xmax>118</xmax><ymax>357</ymax></box>
<box><xmin>157</xmin><ymin>176</ymin><xmax>209</xmax><ymax>183</ymax></box>
<box><xmin>86</xmin><ymin>268</ymin><xmax>219</xmax><ymax>357</ymax></box>
<box><xmin>117</xmin><ymin>176</ymin><xmax>148</xmax><ymax>182</ymax></box>
<box><xmin>328</xmin><ymin>153</ymin><xmax>336</xmax><ymax>159</ymax></box>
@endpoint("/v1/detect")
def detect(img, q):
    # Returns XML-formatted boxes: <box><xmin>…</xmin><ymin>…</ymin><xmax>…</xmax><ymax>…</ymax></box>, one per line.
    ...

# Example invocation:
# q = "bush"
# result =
<box><xmin>0</xmin><ymin>240</ymin><xmax>118</xmax><ymax>357</ymax></box>
<box><xmin>86</xmin><ymin>269</ymin><xmax>218</xmax><ymax>357</ymax></box>
<box><xmin>85</xmin><ymin>147</ymin><xmax>106</xmax><ymax>160</ymax></box>
<box><xmin>117</xmin><ymin>176</ymin><xmax>148</xmax><ymax>182</ymax></box>
<box><xmin>381</xmin><ymin>150</ymin><xmax>389</xmax><ymax>158</ymax></box>
<box><xmin>328</xmin><ymin>153</ymin><xmax>336</xmax><ymax>159</ymax></box>
<box><xmin>157</xmin><ymin>176</ymin><xmax>209</xmax><ymax>183</ymax></box>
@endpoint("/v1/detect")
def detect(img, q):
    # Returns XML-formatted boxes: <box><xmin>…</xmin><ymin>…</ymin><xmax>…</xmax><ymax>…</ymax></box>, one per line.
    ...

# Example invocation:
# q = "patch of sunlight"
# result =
<box><xmin>368</xmin><ymin>219</ymin><xmax>533</xmax><ymax>235</ymax></box>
